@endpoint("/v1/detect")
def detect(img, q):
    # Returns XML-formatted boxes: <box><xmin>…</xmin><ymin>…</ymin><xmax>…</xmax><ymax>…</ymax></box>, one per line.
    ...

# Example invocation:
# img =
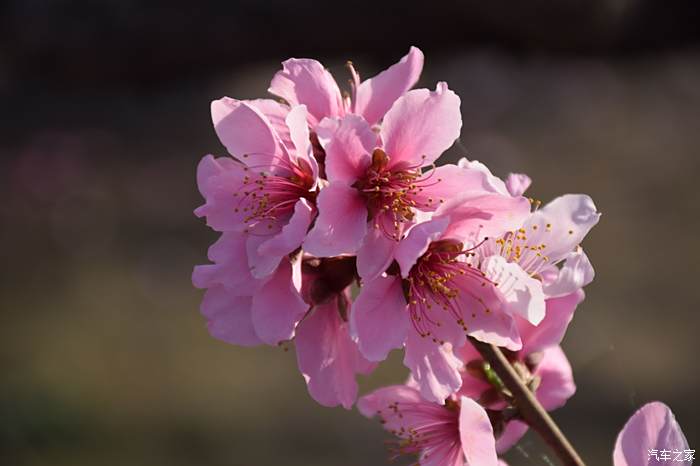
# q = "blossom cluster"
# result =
<box><xmin>192</xmin><ymin>48</ymin><xmax>690</xmax><ymax>465</ymax></box>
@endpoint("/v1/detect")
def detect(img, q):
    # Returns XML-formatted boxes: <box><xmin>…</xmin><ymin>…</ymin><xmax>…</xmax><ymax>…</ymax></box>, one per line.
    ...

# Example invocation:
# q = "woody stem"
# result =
<box><xmin>469</xmin><ymin>337</ymin><xmax>586</xmax><ymax>466</ymax></box>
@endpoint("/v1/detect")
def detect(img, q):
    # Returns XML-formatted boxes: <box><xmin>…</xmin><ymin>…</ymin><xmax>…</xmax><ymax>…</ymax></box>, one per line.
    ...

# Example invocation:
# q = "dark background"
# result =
<box><xmin>2</xmin><ymin>1</ymin><xmax>699</xmax><ymax>465</ymax></box>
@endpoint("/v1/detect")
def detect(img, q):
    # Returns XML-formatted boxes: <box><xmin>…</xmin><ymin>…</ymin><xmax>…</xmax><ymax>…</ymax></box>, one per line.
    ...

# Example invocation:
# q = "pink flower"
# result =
<box><xmin>455</xmin><ymin>290</ymin><xmax>583</xmax><ymax>454</ymax></box>
<box><xmin>358</xmin><ymin>385</ymin><xmax>499</xmax><ymax>466</ymax></box>
<box><xmin>460</xmin><ymin>164</ymin><xmax>599</xmax><ymax>324</ymax></box>
<box><xmin>269</xmin><ymin>47</ymin><xmax>424</xmax><ymax>128</ymax></box>
<box><xmin>351</xmin><ymin>193</ymin><xmax>532</xmax><ymax>402</ymax></box>
<box><xmin>197</xmin><ymin>103</ymin><xmax>319</xmax><ymax>279</ymax></box>
<box><xmin>304</xmin><ymin>82</ymin><xmax>503</xmax><ymax>280</ymax></box>
<box><xmin>614</xmin><ymin>402</ymin><xmax>691</xmax><ymax>466</ymax></box>
<box><xmin>474</xmin><ymin>170</ymin><xmax>600</xmax><ymax>302</ymax></box>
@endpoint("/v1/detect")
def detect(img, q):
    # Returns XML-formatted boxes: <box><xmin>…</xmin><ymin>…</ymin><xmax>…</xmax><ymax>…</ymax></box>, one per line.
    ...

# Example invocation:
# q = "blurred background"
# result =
<box><xmin>2</xmin><ymin>1</ymin><xmax>699</xmax><ymax>465</ymax></box>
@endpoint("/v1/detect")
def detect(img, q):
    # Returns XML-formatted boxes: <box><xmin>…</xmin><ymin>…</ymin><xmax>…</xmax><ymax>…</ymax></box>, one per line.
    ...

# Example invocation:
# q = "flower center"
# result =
<box><xmin>233</xmin><ymin>157</ymin><xmax>315</xmax><ymax>232</ymax></box>
<box><xmin>404</xmin><ymin>239</ymin><xmax>491</xmax><ymax>341</ymax></box>
<box><xmin>355</xmin><ymin>148</ymin><xmax>442</xmax><ymax>240</ymax></box>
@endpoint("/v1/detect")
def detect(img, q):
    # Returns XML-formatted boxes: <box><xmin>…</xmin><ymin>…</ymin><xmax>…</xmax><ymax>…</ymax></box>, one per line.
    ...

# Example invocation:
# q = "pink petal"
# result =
<box><xmin>251</xmin><ymin>259</ymin><xmax>308</xmax><ymax>345</ymax></box>
<box><xmin>404</xmin><ymin>331</ymin><xmax>463</xmax><ymax>403</ymax></box>
<box><xmin>284</xmin><ymin>104</ymin><xmax>320</xmax><ymax>179</ymax></box>
<box><xmin>613</xmin><ymin>402</ymin><xmax>690</xmax><ymax>466</ymax></box>
<box><xmin>380</xmin><ymin>82</ymin><xmax>462</xmax><ymax>168</ymax></box>
<box><xmin>543</xmin><ymin>247</ymin><xmax>595</xmax><ymax>298</ymax></box>
<box><xmin>192</xmin><ymin>232</ymin><xmax>257</xmax><ymax>293</ymax></box>
<box><xmin>437</xmin><ymin>193</ymin><xmax>531</xmax><ymax>245</ymax></box>
<box><xmin>323</xmin><ymin>114</ymin><xmax>376</xmax><ymax>184</ymax></box>
<box><xmin>350</xmin><ymin>275</ymin><xmax>409</xmax><ymax>362</ymax></box>
<box><xmin>200</xmin><ymin>286</ymin><xmax>261</xmax><ymax>347</ymax></box>
<box><xmin>295</xmin><ymin>300</ymin><xmax>375</xmax><ymax>409</ymax></box>
<box><xmin>255</xmin><ymin>199</ymin><xmax>315</xmax><ymax>277</ymax></box>
<box><xmin>245</xmin><ymin>224</ymin><xmax>284</xmax><ymax>280</ymax></box>
<box><xmin>522</xmin><ymin>194</ymin><xmax>600</xmax><ymax>267</ymax></box>
<box><xmin>534</xmin><ymin>346</ymin><xmax>576</xmax><ymax>411</ymax></box>
<box><xmin>495</xmin><ymin>420</ymin><xmax>529</xmax><ymax>454</ymax></box>
<box><xmin>412</xmin><ymin>163</ymin><xmax>505</xmax><ymax>212</ymax></box>
<box><xmin>356</xmin><ymin>223</ymin><xmax>398</xmax><ymax>280</ymax></box>
<box><xmin>211</xmin><ymin>98</ymin><xmax>287</xmax><ymax>168</ymax></box>
<box><xmin>246</xmin><ymin>98</ymin><xmax>292</xmax><ymax>149</ymax></box>
<box><xmin>457</xmin><ymin>158</ymin><xmax>510</xmax><ymax>196</ymax></box>
<box><xmin>456</xmin><ymin>279</ymin><xmax>522</xmax><ymax>352</ymax></box>
<box><xmin>481</xmin><ymin>255</ymin><xmax>546</xmax><ymax>325</ymax></box>
<box><xmin>459</xmin><ymin>396</ymin><xmax>499</xmax><ymax>466</ymax></box>
<box><xmin>194</xmin><ymin>155</ymin><xmax>250</xmax><ymax>232</ymax></box>
<box><xmin>520</xmin><ymin>289</ymin><xmax>584</xmax><ymax>354</ymax></box>
<box><xmin>395</xmin><ymin>216</ymin><xmax>451</xmax><ymax>278</ymax></box>
<box><xmin>303</xmin><ymin>183</ymin><xmax>368</xmax><ymax>257</ymax></box>
<box><xmin>268</xmin><ymin>58</ymin><xmax>344</xmax><ymax>126</ymax></box>
<box><xmin>354</xmin><ymin>46</ymin><xmax>424</xmax><ymax>125</ymax></box>
<box><xmin>504</xmin><ymin>173</ymin><xmax>532</xmax><ymax>197</ymax></box>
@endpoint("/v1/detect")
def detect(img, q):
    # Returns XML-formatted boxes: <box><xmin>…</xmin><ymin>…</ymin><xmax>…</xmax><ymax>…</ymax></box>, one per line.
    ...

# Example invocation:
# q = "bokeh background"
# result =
<box><xmin>2</xmin><ymin>1</ymin><xmax>700</xmax><ymax>465</ymax></box>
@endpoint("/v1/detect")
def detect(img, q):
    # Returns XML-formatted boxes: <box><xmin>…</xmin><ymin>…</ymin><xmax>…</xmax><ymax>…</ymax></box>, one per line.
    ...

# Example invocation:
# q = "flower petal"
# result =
<box><xmin>613</xmin><ymin>402</ymin><xmax>690</xmax><ymax>466</ymax></box>
<box><xmin>354</xmin><ymin>46</ymin><xmax>424</xmax><ymax>125</ymax></box>
<box><xmin>268</xmin><ymin>58</ymin><xmax>344</xmax><ymax>126</ymax></box>
<box><xmin>495</xmin><ymin>420</ymin><xmax>529</xmax><ymax>454</ymax></box>
<box><xmin>460</xmin><ymin>396</ymin><xmax>499</xmax><ymax>466</ymax></box>
<box><xmin>534</xmin><ymin>346</ymin><xmax>576</xmax><ymax>411</ymax></box>
<box><xmin>522</xmin><ymin>194</ymin><xmax>600</xmax><ymax>267</ymax></box>
<box><xmin>200</xmin><ymin>286</ymin><xmax>261</xmax><ymax>347</ymax></box>
<box><xmin>520</xmin><ymin>289</ymin><xmax>584</xmax><ymax>354</ymax></box>
<box><xmin>437</xmin><ymin>193</ymin><xmax>531</xmax><ymax>246</ymax></box>
<box><xmin>455</xmin><ymin>278</ymin><xmax>522</xmax><ymax>352</ymax></box>
<box><xmin>256</xmin><ymin>198</ymin><xmax>315</xmax><ymax>275</ymax></box>
<box><xmin>211</xmin><ymin>98</ymin><xmax>286</xmax><ymax>168</ymax></box>
<box><xmin>381</xmin><ymin>82</ymin><xmax>462</xmax><ymax>168</ymax></box>
<box><xmin>251</xmin><ymin>259</ymin><xmax>308</xmax><ymax>345</ymax></box>
<box><xmin>192</xmin><ymin>232</ymin><xmax>257</xmax><ymax>293</ymax></box>
<box><xmin>457</xmin><ymin>158</ymin><xmax>510</xmax><ymax>195</ymax></box>
<box><xmin>481</xmin><ymin>255</ymin><xmax>546</xmax><ymax>325</ymax></box>
<box><xmin>350</xmin><ymin>275</ymin><xmax>409</xmax><ymax>362</ymax></box>
<box><xmin>303</xmin><ymin>183</ymin><xmax>368</xmax><ymax>257</ymax></box>
<box><xmin>395</xmin><ymin>216</ymin><xmax>451</xmax><ymax>278</ymax></box>
<box><xmin>246</xmin><ymin>98</ymin><xmax>292</xmax><ymax>149</ymax></box>
<box><xmin>404</xmin><ymin>331</ymin><xmax>463</xmax><ymax>403</ymax></box>
<box><xmin>413</xmin><ymin>163</ymin><xmax>506</xmax><ymax>213</ymax></box>
<box><xmin>356</xmin><ymin>223</ymin><xmax>398</xmax><ymax>280</ymax></box>
<box><xmin>285</xmin><ymin>104</ymin><xmax>314</xmax><ymax>171</ymax></box>
<box><xmin>543</xmin><ymin>247</ymin><xmax>595</xmax><ymax>298</ymax></box>
<box><xmin>504</xmin><ymin>173</ymin><xmax>532</xmax><ymax>197</ymax></box>
<box><xmin>295</xmin><ymin>299</ymin><xmax>375</xmax><ymax>409</ymax></box>
<box><xmin>323</xmin><ymin>114</ymin><xmax>376</xmax><ymax>184</ymax></box>
<box><xmin>194</xmin><ymin>155</ymin><xmax>250</xmax><ymax>232</ymax></box>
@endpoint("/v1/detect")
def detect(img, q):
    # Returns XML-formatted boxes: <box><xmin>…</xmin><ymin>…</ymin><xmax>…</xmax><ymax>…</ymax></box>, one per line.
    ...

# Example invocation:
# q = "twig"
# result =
<box><xmin>469</xmin><ymin>337</ymin><xmax>586</xmax><ymax>466</ymax></box>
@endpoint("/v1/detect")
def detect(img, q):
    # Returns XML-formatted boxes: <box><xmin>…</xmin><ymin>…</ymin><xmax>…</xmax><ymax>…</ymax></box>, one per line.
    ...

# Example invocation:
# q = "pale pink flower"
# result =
<box><xmin>456</xmin><ymin>290</ymin><xmax>582</xmax><ymax>453</ymax></box>
<box><xmin>196</xmin><ymin>103</ymin><xmax>318</xmax><ymax>279</ymax></box>
<box><xmin>614</xmin><ymin>402</ymin><xmax>691</xmax><ymax>466</ymax></box>
<box><xmin>473</xmin><ymin>191</ymin><xmax>598</xmax><ymax>327</ymax></box>
<box><xmin>269</xmin><ymin>47</ymin><xmax>424</xmax><ymax>128</ymax></box>
<box><xmin>358</xmin><ymin>386</ymin><xmax>499</xmax><ymax>466</ymax></box>
<box><xmin>351</xmin><ymin>192</ymin><xmax>532</xmax><ymax>402</ymax></box>
<box><xmin>460</xmin><ymin>162</ymin><xmax>600</xmax><ymax>324</ymax></box>
<box><xmin>304</xmin><ymin>82</ymin><xmax>503</xmax><ymax>280</ymax></box>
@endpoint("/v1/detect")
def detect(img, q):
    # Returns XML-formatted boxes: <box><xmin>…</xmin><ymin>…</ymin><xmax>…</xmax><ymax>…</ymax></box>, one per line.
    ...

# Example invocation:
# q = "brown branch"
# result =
<box><xmin>469</xmin><ymin>337</ymin><xmax>586</xmax><ymax>466</ymax></box>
